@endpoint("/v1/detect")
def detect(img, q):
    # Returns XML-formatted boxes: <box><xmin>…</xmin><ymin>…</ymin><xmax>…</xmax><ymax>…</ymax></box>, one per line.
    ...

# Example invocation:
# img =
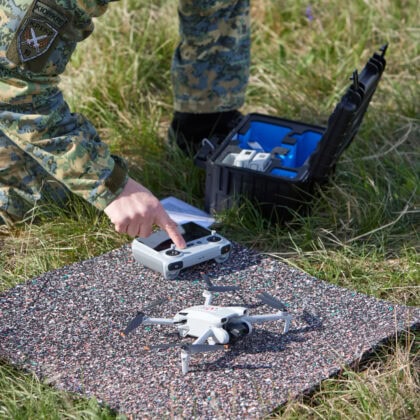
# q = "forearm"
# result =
<box><xmin>0</xmin><ymin>0</ymin><xmax>127</xmax><ymax>210</ymax></box>
<box><xmin>0</xmin><ymin>81</ymin><xmax>128</xmax><ymax>209</ymax></box>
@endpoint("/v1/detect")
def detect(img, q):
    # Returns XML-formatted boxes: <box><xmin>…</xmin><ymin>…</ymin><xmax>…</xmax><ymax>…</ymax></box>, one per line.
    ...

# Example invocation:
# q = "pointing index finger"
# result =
<box><xmin>160</xmin><ymin>219</ymin><xmax>186</xmax><ymax>249</ymax></box>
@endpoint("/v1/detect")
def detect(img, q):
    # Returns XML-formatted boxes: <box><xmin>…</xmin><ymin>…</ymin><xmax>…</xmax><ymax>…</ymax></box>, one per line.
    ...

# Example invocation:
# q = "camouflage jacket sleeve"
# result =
<box><xmin>0</xmin><ymin>0</ymin><xmax>127</xmax><ymax>210</ymax></box>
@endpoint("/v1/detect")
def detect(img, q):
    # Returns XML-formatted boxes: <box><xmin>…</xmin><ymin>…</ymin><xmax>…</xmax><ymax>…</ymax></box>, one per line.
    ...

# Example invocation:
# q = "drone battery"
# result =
<box><xmin>196</xmin><ymin>45</ymin><xmax>387</xmax><ymax>221</ymax></box>
<box><xmin>232</xmin><ymin>149</ymin><xmax>257</xmax><ymax>167</ymax></box>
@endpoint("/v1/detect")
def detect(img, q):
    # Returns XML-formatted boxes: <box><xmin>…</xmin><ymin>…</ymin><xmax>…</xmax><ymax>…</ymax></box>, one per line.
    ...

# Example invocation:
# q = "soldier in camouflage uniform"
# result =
<box><xmin>0</xmin><ymin>0</ymin><xmax>250</xmax><ymax>241</ymax></box>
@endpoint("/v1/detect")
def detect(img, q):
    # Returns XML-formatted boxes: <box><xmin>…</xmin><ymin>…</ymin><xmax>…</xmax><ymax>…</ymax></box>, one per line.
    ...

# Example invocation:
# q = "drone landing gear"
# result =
<box><xmin>181</xmin><ymin>348</ymin><xmax>190</xmax><ymax>375</ymax></box>
<box><xmin>180</xmin><ymin>327</ymin><xmax>229</xmax><ymax>374</ymax></box>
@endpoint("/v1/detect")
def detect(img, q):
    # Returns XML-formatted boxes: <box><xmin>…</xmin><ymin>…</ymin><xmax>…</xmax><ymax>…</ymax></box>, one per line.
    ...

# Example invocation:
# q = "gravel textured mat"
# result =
<box><xmin>1</xmin><ymin>244</ymin><xmax>419</xmax><ymax>418</ymax></box>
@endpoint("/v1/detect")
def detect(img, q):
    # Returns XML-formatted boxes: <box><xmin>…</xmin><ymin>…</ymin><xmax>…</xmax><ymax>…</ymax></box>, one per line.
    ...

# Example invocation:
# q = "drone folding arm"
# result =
<box><xmin>122</xmin><ymin>314</ymin><xmax>174</xmax><ymax>336</ymax></box>
<box><xmin>202</xmin><ymin>275</ymin><xmax>240</xmax><ymax>306</ymax></box>
<box><xmin>141</xmin><ymin>317</ymin><xmax>175</xmax><ymax>326</ymax></box>
<box><xmin>254</xmin><ymin>292</ymin><xmax>294</xmax><ymax>333</ymax></box>
<box><xmin>243</xmin><ymin>312</ymin><xmax>292</xmax><ymax>334</ymax></box>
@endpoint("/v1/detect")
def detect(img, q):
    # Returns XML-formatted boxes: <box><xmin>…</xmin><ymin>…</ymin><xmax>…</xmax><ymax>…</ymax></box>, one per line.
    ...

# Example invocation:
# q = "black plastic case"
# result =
<box><xmin>200</xmin><ymin>45</ymin><xmax>388</xmax><ymax>221</ymax></box>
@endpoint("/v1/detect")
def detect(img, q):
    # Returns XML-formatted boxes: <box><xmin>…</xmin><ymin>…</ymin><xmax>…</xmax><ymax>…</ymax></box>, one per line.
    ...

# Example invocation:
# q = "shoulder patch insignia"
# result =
<box><xmin>6</xmin><ymin>0</ymin><xmax>70</xmax><ymax>72</ymax></box>
<box><xmin>33</xmin><ymin>0</ymin><xmax>67</xmax><ymax>27</ymax></box>
<box><xmin>17</xmin><ymin>18</ymin><xmax>58</xmax><ymax>63</ymax></box>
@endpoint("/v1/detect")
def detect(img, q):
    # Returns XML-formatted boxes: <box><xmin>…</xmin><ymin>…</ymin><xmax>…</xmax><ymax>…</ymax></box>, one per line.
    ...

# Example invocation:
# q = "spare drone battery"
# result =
<box><xmin>199</xmin><ymin>45</ymin><xmax>388</xmax><ymax>221</ymax></box>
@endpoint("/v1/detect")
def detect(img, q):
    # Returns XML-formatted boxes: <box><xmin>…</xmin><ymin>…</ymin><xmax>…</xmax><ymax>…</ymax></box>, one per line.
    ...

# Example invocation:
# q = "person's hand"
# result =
<box><xmin>104</xmin><ymin>178</ymin><xmax>186</xmax><ymax>248</ymax></box>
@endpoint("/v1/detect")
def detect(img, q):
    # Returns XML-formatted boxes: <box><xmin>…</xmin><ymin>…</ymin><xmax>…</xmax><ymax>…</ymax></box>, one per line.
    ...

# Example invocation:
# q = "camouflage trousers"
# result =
<box><xmin>172</xmin><ymin>0</ymin><xmax>250</xmax><ymax>113</ymax></box>
<box><xmin>0</xmin><ymin>0</ymin><xmax>250</xmax><ymax>225</ymax></box>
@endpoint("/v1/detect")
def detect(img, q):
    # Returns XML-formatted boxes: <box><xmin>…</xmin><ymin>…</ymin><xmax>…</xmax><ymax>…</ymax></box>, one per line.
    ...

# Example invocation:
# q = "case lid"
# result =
<box><xmin>307</xmin><ymin>44</ymin><xmax>388</xmax><ymax>183</ymax></box>
<box><xmin>196</xmin><ymin>45</ymin><xmax>388</xmax><ymax>183</ymax></box>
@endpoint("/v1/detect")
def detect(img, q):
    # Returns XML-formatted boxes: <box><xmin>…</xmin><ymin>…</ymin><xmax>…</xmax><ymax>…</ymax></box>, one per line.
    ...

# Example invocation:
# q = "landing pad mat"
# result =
<box><xmin>1</xmin><ymin>244</ymin><xmax>419</xmax><ymax>418</ymax></box>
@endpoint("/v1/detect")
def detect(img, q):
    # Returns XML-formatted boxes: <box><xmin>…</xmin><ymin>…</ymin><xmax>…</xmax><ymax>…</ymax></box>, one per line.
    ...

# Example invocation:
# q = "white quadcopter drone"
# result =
<box><xmin>122</xmin><ymin>277</ymin><xmax>293</xmax><ymax>374</ymax></box>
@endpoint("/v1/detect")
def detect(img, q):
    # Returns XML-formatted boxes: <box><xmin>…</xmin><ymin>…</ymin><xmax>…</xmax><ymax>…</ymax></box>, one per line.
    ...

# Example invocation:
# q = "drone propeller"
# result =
<box><xmin>202</xmin><ymin>274</ymin><xmax>240</xmax><ymax>293</ymax></box>
<box><xmin>121</xmin><ymin>298</ymin><xmax>165</xmax><ymax>336</ymax></box>
<box><xmin>257</xmin><ymin>291</ymin><xmax>289</xmax><ymax>312</ymax></box>
<box><xmin>122</xmin><ymin>311</ymin><xmax>146</xmax><ymax>336</ymax></box>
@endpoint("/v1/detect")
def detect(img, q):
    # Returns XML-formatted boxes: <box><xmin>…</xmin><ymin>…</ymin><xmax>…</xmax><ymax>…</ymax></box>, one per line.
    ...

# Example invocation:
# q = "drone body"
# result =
<box><xmin>123</xmin><ymin>280</ymin><xmax>293</xmax><ymax>374</ymax></box>
<box><xmin>174</xmin><ymin>304</ymin><xmax>250</xmax><ymax>344</ymax></box>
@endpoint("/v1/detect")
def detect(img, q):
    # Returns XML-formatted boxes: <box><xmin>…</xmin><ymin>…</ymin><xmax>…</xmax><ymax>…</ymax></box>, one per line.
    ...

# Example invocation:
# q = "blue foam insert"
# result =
<box><xmin>237</xmin><ymin>122</ymin><xmax>322</xmax><ymax>177</ymax></box>
<box><xmin>270</xmin><ymin>168</ymin><xmax>298</xmax><ymax>179</ymax></box>
<box><xmin>292</xmin><ymin>131</ymin><xmax>322</xmax><ymax>166</ymax></box>
<box><xmin>237</xmin><ymin>122</ymin><xmax>293</xmax><ymax>151</ymax></box>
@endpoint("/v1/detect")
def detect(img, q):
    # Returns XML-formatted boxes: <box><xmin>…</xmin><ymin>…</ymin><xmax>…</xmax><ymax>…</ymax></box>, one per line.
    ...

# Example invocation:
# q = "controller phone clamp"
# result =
<box><xmin>131</xmin><ymin>222</ymin><xmax>232</xmax><ymax>279</ymax></box>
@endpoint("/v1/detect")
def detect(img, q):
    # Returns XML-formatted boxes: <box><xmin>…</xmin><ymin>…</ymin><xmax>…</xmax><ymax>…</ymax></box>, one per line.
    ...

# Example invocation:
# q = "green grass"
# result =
<box><xmin>277</xmin><ymin>332</ymin><xmax>419</xmax><ymax>419</ymax></box>
<box><xmin>0</xmin><ymin>361</ymin><xmax>120</xmax><ymax>419</ymax></box>
<box><xmin>1</xmin><ymin>0</ymin><xmax>419</xmax><ymax>418</ymax></box>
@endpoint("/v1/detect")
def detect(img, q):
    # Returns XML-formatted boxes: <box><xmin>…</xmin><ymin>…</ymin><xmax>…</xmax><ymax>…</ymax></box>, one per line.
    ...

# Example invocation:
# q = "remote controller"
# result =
<box><xmin>131</xmin><ymin>222</ymin><xmax>232</xmax><ymax>279</ymax></box>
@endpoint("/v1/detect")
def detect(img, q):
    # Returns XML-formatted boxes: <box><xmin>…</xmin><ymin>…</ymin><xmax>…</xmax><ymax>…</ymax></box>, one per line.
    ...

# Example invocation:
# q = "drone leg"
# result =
<box><xmin>181</xmin><ymin>349</ymin><xmax>190</xmax><ymax>375</ymax></box>
<box><xmin>194</xmin><ymin>328</ymin><xmax>214</xmax><ymax>345</ymax></box>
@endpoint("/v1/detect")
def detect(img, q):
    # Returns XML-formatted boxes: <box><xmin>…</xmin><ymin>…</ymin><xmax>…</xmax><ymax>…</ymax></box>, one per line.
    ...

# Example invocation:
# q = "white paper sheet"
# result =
<box><xmin>160</xmin><ymin>196</ymin><xmax>215</xmax><ymax>228</ymax></box>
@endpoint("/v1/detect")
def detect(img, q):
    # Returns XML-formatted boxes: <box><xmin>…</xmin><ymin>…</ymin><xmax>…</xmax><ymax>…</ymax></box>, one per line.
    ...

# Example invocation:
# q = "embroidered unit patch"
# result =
<box><xmin>6</xmin><ymin>0</ymin><xmax>70</xmax><ymax>72</ymax></box>
<box><xmin>33</xmin><ymin>0</ymin><xmax>67</xmax><ymax>27</ymax></box>
<box><xmin>17</xmin><ymin>18</ymin><xmax>58</xmax><ymax>63</ymax></box>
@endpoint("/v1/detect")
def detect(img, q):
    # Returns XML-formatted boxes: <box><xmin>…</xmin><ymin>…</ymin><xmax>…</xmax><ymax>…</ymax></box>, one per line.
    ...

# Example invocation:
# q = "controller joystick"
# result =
<box><xmin>166</xmin><ymin>244</ymin><xmax>182</xmax><ymax>256</ymax></box>
<box><xmin>207</xmin><ymin>230</ymin><xmax>222</xmax><ymax>242</ymax></box>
